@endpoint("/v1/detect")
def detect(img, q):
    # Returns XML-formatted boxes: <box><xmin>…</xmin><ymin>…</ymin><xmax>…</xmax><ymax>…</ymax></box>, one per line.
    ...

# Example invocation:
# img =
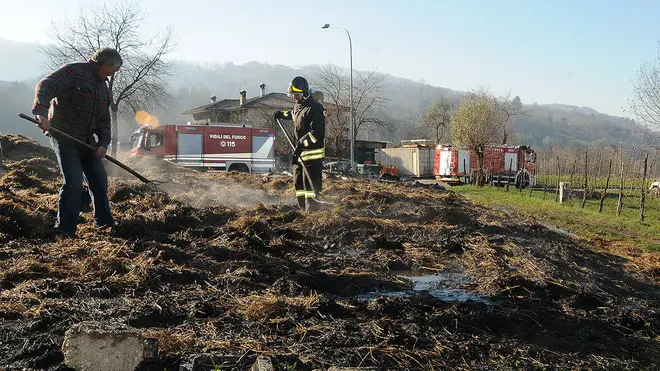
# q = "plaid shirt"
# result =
<box><xmin>32</xmin><ymin>60</ymin><xmax>112</xmax><ymax>149</ymax></box>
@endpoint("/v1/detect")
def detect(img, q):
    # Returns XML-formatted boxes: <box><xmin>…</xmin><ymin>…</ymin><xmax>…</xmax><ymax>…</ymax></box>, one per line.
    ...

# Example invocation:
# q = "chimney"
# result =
<box><xmin>239</xmin><ymin>90</ymin><xmax>246</xmax><ymax>105</ymax></box>
<box><xmin>210</xmin><ymin>95</ymin><xmax>217</xmax><ymax>103</ymax></box>
<box><xmin>259</xmin><ymin>83</ymin><xmax>266</xmax><ymax>97</ymax></box>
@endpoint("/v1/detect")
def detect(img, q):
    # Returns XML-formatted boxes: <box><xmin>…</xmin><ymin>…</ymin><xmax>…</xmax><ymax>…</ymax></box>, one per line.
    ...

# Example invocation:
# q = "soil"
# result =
<box><xmin>0</xmin><ymin>134</ymin><xmax>658</xmax><ymax>370</ymax></box>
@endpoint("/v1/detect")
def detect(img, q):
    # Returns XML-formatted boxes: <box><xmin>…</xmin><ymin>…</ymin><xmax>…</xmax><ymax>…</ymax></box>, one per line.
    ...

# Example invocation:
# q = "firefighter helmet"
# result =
<box><xmin>288</xmin><ymin>76</ymin><xmax>309</xmax><ymax>96</ymax></box>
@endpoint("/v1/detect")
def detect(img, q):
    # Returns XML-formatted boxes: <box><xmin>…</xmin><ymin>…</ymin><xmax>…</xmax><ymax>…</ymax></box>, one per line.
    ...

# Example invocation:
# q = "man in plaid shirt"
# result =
<box><xmin>32</xmin><ymin>48</ymin><xmax>122</xmax><ymax>238</ymax></box>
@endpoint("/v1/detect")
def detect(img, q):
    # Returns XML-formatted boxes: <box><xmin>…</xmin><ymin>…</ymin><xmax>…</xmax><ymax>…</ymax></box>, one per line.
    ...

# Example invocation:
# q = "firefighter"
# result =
<box><xmin>274</xmin><ymin>76</ymin><xmax>325</xmax><ymax>212</ymax></box>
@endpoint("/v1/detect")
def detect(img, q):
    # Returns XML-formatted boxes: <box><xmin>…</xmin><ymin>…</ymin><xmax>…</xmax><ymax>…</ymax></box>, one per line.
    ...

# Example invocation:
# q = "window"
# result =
<box><xmin>147</xmin><ymin>133</ymin><xmax>164</xmax><ymax>148</ymax></box>
<box><xmin>131</xmin><ymin>133</ymin><xmax>145</xmax><ymax>149</ymax></box>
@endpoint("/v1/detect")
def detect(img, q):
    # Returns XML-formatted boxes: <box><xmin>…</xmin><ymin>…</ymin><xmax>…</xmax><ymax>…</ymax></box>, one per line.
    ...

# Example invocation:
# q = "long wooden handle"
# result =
<box><xmin>276</xmin><ymin>118</ymin><xmax>319</xmax><ymax>195</ymax></box>
<box><xmin>18</xmin><ymin>113</ymin><xmax>152</xmax><ymax>184</ymax></box>
<box><xmin>275</xmin><ymin>118</ymin><xmax>297</xmax><ymax>151</ymax></box>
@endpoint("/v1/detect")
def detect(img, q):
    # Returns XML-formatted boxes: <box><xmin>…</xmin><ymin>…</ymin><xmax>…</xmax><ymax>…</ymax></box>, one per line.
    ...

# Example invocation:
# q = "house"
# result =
<box><xmin>182</xmin><ymin>84</ymin><xmax>293</xmax><ymax>125</ymax></box>
<box><xmin>183</xmin><ymin>84</ymin><xmax>356</xmax><ymax>163</ymax></box>
<box><xmin>183</xmin><ymin>83</ymin><xmax>349</xmax><ymax>125</ymax></box>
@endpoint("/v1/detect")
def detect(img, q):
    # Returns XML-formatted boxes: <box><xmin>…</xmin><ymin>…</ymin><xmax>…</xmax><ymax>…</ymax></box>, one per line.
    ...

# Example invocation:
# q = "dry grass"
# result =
<box><xmin>461</xmin><ymin>235</ymin><xmax>507</xmax><ymax>295</ymax></box>
<box><xmin>109</xmin><ymin>250</ymin><xmax>156</xmax><ymax>285</ymax></box>
<box><xmin>0</xmin><ymin>237</ymin><xmax>163</xmax><ymax>288</ymax></box>
<box><xmin>197</xmin><ymin>321</ymin><xmax>233</xmax><ymax>351</ymax></box>
<box><xmin>0</xmin><ymin>301</ymin><xmax>29</xmax><ymax>317</ymax></box>
<box><xmin>2</xmin><ymin>135</ymin><xmax>658</xmax><ymax>370</ymax></box>
<box><xmin>294</xmin><ymin>323</ymin><xmax>333</xmax><ymax>337</ymax></box>
<box><xmin>0</xmin><ymin>282</ymin><xmax>71</xmax><ymax>318</ymax></box>
<box><xmin>235</xmin><ymin>292</ymin><xmax>320</xmax><ymax>322</ymax></box>
<box><xmin>294</xmin><ymin>209</ymin><xmax>344</xmax><ymax>230</ymax></box>
<box><xmin>216</xmin><ymin>267</ymin><xmax>257</xmax><ymax>286</ymax></box>
<box><xmin>23</xmin><ymin>298</ymin><xmax>72</xmax><ymax>318</ymax></box>
<box><xmin>401</xmin><ymin>242</ymin><xmax>448</xmax><ymax>268</ymax></box>
<box><xmin>229</xmin><ymin>215</ymin><xmax>272</xmax><ymax>235</ymax></box>
<box><xmin>355</xmin><ymin>344</ymin><xmax>445</xmax><ymax>370</ymax></box>
<box><xmin>592</xmin><ymin>240</ymin><xmax>660</xmax><ymax>283</ymax></box>
<box><xmin>143</xmin><ymin>327</ymin><xmax>197</xmax><ymax>354</ymax></box>
<box><xmin>501</xmin><ymin>242</ymin><xmax>550</xmax><ymax>281</ymax></box>
<box><xmin>2</xmin><ymin>259</ymin><xmax>60</xmax><ymax>281</ymax></box>
<box><xmin>353</xmin><ymin>217</ymin><xmax>406</xmax><ymax>230</ymax></box>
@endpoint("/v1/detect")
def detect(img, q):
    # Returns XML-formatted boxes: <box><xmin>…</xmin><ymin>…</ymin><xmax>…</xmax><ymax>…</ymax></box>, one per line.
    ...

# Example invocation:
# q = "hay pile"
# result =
<box><xmin>0</xmin><ymin>134</ymin><xmax>658</xmax><ymax>370</ymax></box>
<box><xmin>0</xmin><ymin>134</ymin><xmax>56</xmax><ymax>163</ymax></box>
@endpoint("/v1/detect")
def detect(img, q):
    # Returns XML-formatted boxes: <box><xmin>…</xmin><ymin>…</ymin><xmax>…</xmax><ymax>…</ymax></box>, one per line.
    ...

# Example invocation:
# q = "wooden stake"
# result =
<box><xmin>617</xmin><ymin>142</ymin><xmax>624</xmax><ymax>216</ymax></box>
<box><xmin>599</xmin><ymin>159</ymin><xmax>612</xmax><ymax>213</ymax></box>
<box><xmin>641</xmin><ymin>153</ymin><xmax>648</xmax><ymax>223</ymax></box>
<box><xmin>581</xmin><ymin>149</ymin><xmax>588</xmax><ymax>208</ymax></box>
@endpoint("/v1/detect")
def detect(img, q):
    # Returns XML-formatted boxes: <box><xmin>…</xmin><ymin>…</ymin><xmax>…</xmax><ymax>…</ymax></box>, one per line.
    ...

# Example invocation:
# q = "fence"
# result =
<box><xmin>526</xmin><ymin>145</ymin><xmax>659</xmax><ymax>221</ymax></box>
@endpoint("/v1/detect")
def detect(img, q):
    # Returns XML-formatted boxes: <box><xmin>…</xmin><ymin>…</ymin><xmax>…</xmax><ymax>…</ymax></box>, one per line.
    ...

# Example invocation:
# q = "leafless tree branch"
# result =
<box><xmin>421</xmin><ymin>95</ymin><xmax>455</xmax><ymax>143</ymax></box>
<box><xmin>630</xmin><ymin>42</ymin><xmax>660</xmax><ymax>146</ymax></box>
<box><xmin>313</xmin><ymin>65</ymin><xmax>388</xmax><ymax>157</ymax></box>
<box><xmin>42</xmin><ymin>0</ymin><xmax>176</xmax><ymax>156</ymax></box>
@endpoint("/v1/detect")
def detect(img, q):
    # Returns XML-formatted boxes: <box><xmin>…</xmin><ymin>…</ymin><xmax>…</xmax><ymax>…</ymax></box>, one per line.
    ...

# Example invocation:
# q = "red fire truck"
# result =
<box><xmin>129</xmin><ymin>123</ymin><xmax>276</xmax><ymax>173</ymax></box>
<box><xmin>435</xmin><ymin>144</ymin><xmax>536</xmax><ymax>188</ymax></box>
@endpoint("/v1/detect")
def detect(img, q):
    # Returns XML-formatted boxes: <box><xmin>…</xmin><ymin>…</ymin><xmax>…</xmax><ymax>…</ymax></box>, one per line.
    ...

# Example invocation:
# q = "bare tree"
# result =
<box><xmin>421</xmin><ymin>95</ymin><xmax>454</xmax><ymax>143</ymax></box>
<box><xmin>451</xmin><ymin>89</ymin><xmax>504</xmax><ymax>185</ymax></box>
<box><xmin>314</xmin><ymin>65</ymin><xmax>388</xmax><ymax>156</ymax></box>
<box><xmin>498</xmin><ymin>92</ymin><xmax>527</xmax><ymax>145</ymax></box>
<box><xmin>313</xmin><ymin>65</ymin><xmax>349</xmax><ymax>158</ymax></box>
<box><xmin>43</xmin><ymin>0</ymin><xmax>175</xmax><ymax>156</ymax></box>
<box><xmin>353</xmin><ymin>69</ymin><xmax>389</xmax><ymax>138</ymax></box>
<box><xmin>630</xmin><ymin>42</ymin><xmax>660</xmax><ymax>134</ymax></box>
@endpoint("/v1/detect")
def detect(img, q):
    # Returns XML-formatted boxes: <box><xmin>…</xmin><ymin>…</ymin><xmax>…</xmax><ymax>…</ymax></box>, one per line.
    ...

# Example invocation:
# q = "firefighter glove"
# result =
<box><xmin>294</xmin><ymin>143</ymin><xmax>303</xmax><ymax>158</ymax></box>
<box><xmin>274</xmin><ymin>111</ymin><xmax>285</xmax><ymax>120</ymax></box>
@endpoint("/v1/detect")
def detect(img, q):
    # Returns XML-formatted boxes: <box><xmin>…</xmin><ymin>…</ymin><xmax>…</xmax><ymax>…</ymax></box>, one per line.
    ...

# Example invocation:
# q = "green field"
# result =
<box><xmin>534</xmin><ymin>174</ymin><xmax>654</xmax><ymax>190</ymax></box>
<box><xmin>453</xmin><ymin>185</ymin><xmax>660</xmax><ymax>252</ymax></box>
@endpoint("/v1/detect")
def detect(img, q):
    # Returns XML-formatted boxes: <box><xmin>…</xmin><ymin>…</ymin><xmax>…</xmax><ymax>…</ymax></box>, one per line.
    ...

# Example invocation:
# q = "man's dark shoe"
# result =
<box><xmin>55</xmin><ymin>229</ymin><xmax>80</xmax><ymax>239</ymax></box>
<box><xmin>94</xmin><ymin>222</ymin><xmax>115</xmax><ymax>231</ymax></box>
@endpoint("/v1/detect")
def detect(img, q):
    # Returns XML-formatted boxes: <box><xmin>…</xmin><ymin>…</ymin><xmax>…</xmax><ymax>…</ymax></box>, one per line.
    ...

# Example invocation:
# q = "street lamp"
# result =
<box><xmin>322</xmin><ymin>23</ymin><xmax>354</xmax><ymax>171</ymax></box>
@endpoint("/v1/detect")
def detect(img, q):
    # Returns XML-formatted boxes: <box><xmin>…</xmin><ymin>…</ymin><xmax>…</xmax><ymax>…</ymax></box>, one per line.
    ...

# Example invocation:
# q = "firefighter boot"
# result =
<box><xmin>305</xmin><ymin>197</ymin><xmax>320</xmax><ymax>212</ymax></box>
<box><xmin>297</xmin><ymin>195</ymin><xmax>306</xmax><ymax>211</ymax></box>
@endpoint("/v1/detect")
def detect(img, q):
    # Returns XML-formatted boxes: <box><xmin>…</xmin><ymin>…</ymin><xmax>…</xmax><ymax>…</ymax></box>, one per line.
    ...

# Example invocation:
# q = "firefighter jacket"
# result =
<box><xmin>281</xmin><ymin>96</ymin><xmax>325</xmax><ymax>162</ymax></box>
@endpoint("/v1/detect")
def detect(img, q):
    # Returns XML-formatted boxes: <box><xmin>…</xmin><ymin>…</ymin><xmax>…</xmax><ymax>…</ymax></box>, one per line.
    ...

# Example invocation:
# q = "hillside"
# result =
<box><xmin>514</xmin><ymin>103</ymin><xmax>649</xmax><ymax>149</ymax></box>
<box><xmin>0</xmin><ymin>38</ymin><xmax>648</xmax><ymax>150</ymax></box>
<box><xmin>0</xmin><ymin>38</ymin><xmax>44</xmax><ymax>83</ymax></box>
<box><xmin>0</xmin><ymin>81</ymin><xmax>49</xmax><ymax>146</ymax></box>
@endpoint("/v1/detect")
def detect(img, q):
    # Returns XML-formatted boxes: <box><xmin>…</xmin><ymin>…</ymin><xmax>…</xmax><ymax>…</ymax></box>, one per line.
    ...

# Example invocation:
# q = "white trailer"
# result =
<box><xmin>375</xmin><ymin>146</ymin><xmax>435</xmax><ymax>178</ymax></box>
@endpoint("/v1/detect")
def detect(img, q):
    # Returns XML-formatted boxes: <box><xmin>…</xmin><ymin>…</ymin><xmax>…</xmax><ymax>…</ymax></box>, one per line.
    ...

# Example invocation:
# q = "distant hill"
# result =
<box><xmin>543</xmin><ymin>104</ymin><xmax>600</xmax><ymax>116</ymax></box>
<box><xmin>513</xmin><ymin>103</ymin><xmax>648</xmax><ymax>150</ymax></box>
<box><xmin>0</xmin><ymin>81</ymin><xmax>48</xmax><ymax>145</ymax></box>
<box><xmin>0</xmin><ymin>38</ymin><xmax>649</xmax><ymax>150</ymax></box>
<box><xmin>0</xmin><ymin>38</ymin><xmax>46</xmax><ymax>82</ymax></box>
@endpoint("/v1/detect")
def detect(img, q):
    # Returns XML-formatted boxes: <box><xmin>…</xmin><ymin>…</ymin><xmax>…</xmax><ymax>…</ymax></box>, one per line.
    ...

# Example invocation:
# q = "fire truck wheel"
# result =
<box><xmin>516</xmin><ymin>171</ymin><xmax>530</xmax><ymax>189</ymax></box>
<box><xmin>228</xmin><ymin>163</ymin><xmax>250</xmax><ymax>173</ymax></box>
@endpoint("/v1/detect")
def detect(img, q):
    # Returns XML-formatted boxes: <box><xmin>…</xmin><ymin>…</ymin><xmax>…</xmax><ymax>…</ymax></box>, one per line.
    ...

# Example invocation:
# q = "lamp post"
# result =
<box><xmin>322</xmin><ymin>23</ymin><xmax>354</xmax><ymax>171</ymax></box>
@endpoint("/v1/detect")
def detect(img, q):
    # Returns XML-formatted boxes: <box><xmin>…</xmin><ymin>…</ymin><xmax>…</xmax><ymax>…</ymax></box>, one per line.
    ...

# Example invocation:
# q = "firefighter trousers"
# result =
<box><xmin>293</xmin><ymin>159</ymin><xmax>322</xmax><ymax>212</ymax></box>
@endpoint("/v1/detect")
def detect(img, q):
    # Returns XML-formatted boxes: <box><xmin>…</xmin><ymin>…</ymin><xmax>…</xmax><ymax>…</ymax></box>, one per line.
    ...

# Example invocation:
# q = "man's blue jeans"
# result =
<box><xmin>50</xmin><ymin>137</ymin><xmax>114</xmax><ymax>234</ymax></box>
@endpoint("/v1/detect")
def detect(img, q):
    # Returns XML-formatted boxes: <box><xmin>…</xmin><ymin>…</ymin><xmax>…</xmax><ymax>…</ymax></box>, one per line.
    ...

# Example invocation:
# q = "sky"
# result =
<box><xmin>0</xmin><ymin>0</ymin><xmax>658</xmax><ymax>118</ymax></box>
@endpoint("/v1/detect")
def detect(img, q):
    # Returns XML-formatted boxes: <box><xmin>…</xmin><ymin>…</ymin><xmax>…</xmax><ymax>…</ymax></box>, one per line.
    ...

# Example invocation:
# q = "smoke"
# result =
<box><xmin>107</xmin><ymin>155</ymin><xmax>295</xmax><ymax>209</ymax></box>
<box><xmin>160</xmin><ymin>180</ymin><xmax>294</xmax><ymax>209</ymax></box>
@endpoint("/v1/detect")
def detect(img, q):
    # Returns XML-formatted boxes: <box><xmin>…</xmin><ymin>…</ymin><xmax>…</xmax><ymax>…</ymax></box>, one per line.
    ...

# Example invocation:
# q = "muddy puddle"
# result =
<box><xmin>359</xmin><ymin>271</ymin><xmax>493</xmax><ymax>304</ymax></box>
<box><xmin>537</xmin><ymin>221</ymin><xmax>578</xmax><ymax>239</ymax></box>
